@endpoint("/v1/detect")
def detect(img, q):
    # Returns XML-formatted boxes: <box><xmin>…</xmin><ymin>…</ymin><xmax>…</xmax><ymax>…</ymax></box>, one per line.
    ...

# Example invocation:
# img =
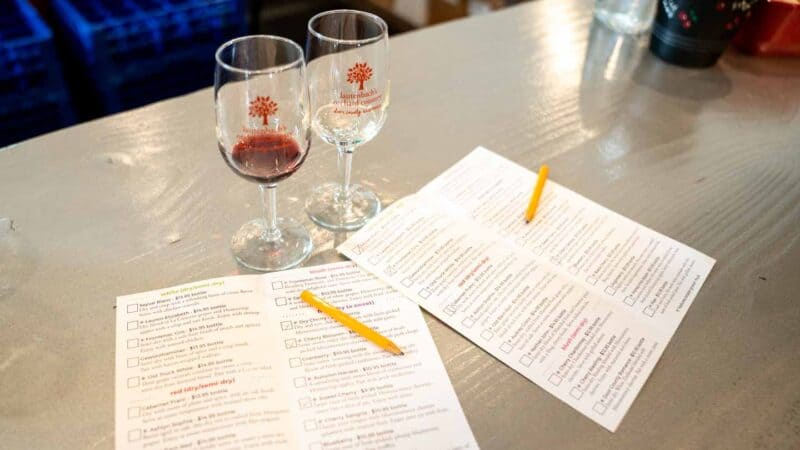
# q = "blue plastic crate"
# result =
<box><xmin>94</xmin><ymin>52</ymin><xmax>216</xmax><ymax>112</ymax></box>
<box><xmin>52</xmin><ymin>0</ymin><xmax>246</xmax><ymax>82</ymax></box>
<box><xmin>0</xmin><ymin>87</ymin><xmax>75</xmax><ymax>147</ymax></box>
<box><xmin>0</xmin><ymin>0</ymin><xmax>75</xmax><ymax>146</ymax></box>
<box><xmin>0</xmin><ymin>0</ymin><xmax>71</xmax><ymax>95</ymax></box>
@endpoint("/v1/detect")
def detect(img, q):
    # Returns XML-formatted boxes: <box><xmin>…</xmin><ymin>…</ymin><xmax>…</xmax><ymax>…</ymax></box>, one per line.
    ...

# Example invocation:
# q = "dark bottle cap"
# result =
<box><xmin>650</xmin><ymin>22</ymin><xmax>729</xmax><ymax>68</ymax></box>
<box><xmin>649</xmin><ymin>0</ymin><xmax>760</xmax><ymax>68</ymax></box>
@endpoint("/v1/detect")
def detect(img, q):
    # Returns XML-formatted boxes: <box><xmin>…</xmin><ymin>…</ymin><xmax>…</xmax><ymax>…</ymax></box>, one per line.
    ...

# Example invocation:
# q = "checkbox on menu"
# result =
<box><xmin>401</xmin><ymin>278</ymin><xmax>413</xmax><ymax>287</ymax></box>
<box><xmin>444</xmin><ymin>305</ymin><xmax>456</xmax><ymax>315</ymax></box>
<box><xmin>281</xmin><ymin>321</ymin><xmax>293</xmax><ymax>330</ymax></box>
<box><xmin>481</xmin><ymin>329</ymin><xmax>494</xmax><ymax>340</ymax></box>
<box><xmin>593</xmin><ymin>401</ymin><xmax>607</xmax><ymax>414</ymax></box>
<box><xmin>519</xmin><ymin>355</ymin><xmax>533</xmax><ymax>367</ymax></box>
<box><xmin>570</xmin><ymin>387</ymin><xmax>583</xmax><ymax>399</ymax></box>
<box><xmin>304</xmin><ymin>419</ymin><xmax>317</xmax><ymax>431</ymax></box>
<box><xmin>368</xmin><ymin>255</ymin><xmax>380</xmax><ymax>265</ymax></box>
<box><xmin>644</xmin><ymin>306</ymin><xmax>655</xmax><ymax>317</ymax></box>
<box><xmin>127</xmin><ymin>320</ymin><xmax>138</xmax><ymax>330</ymax></box>
<box><xmin>275</xmin><ymin>297</ymin><xmax>287</xmax><ymax>306</ymax></box>
<box><xmin>569</xmin><ymin>266</ymin><xmax>578</xmax><ymax>275</ymax></box>
<box><xmin>548</xmin><ymin>373</ymin><xmax>562</xmax><ymax>386</ymax></box>
<box><xmin>624</xmin><ymin>296</ymin><xmax>636</xmax><ymax>306</ymax></box>
<box><xmin>353</xmin><ymin>244</ymin><xmax>363</xmax><ymax>255</ymax></box>
<box><xmin>587</xmin><ymin>276</ymin><xmax>598</xmax><ymax>285</ymax></box>
<box><xmin>127</xmin><ymin>304</ymin><xmax>138</xmax><ymax>313</ymax></box>
<box><xmin>127</xmin><ymin>377</ymin><xmax>140</xmax><ymax>388</ymax></box>
<box><xmin>385</xmin><ymin>266</ymin><xmax>397</xmax><ymax>276</ymax></box>
<box><xmin>272</xmin><ymin>281</ymin><xmax>284</xmax><ymax>290</ymax></box>
<box><xmin>294</xmin><ymin>377</ymin><xmax>307</xmax><ymax>387</ymax></box>
<box><xmin>128</xmin><ymin>407</ymin><xmax>141</xmax><ymax>418</ymax></box>
<box><xmin>127</xmin><ymin>357</ymin><xmax>139</xmax><ymax>368</ymax></box>
<box><xmin>127</xmin><ymin>338</ymin><xmax>139</xmax><ymax>349</ymax></box>
<box><xmin>500</xmin><ymin>342</ymin><xmax>513</xmax><ymax>353</ymax></box>
<box><xmin>419</xmin><ymin>288</ymin><xmax>431</xmax><ymax>299</ymax></box>
<box><xmin>285</xmin><ymin>339</ymin><xmax>297</xmax><ymax>349</ymax></box>
<box><xmin>298</xmin><ymin>397</ymin><xmax>312</xmax><ymax>409</ymax></box>
<box><xmin>128</xmin><ymin>429</ymin><xmax>141</xmax><ymax>442</ymax></box>
<box><xmin>604</xmin><ymin>286</ymin><xmax>617</xmax><ymax>295</ymax></box>
<box><xmin>462</xmin><ymin>317</ymin><xmax>475</xmax><ymax>328</ymax></box>
<box><xmin>289</xmin><ymin>358</ymin><xmax>302</xmax><ymax>368</ymax></box>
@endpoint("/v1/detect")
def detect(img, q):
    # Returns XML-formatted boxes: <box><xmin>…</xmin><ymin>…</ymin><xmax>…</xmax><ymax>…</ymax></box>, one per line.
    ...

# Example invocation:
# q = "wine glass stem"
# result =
<box><xmin>337</xmin><ymin>147</ymin><xmax>354</xmax><ymax>214</ymax></box>
<box><xmin>260</xmin><ymin>183</ymin><xmax>281</xmax><ymax>241</ymax></box>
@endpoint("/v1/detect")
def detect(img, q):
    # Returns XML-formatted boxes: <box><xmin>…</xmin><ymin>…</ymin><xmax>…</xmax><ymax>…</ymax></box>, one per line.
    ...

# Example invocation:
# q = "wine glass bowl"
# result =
<box><xmin>215</xmin><ymin>35</ymin><xmax>313</xmax><ymax>271</ymax></box>
<box><xmin>304</xmin><ymin>10</ymin><xmax>390</xmax><ymax>231</ymax></box>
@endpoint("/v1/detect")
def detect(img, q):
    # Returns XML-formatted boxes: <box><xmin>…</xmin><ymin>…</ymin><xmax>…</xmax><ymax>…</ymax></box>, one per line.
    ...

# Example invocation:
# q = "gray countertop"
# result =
<box><xmin>1</xmin><ymin>0</ymin><xmax>799</xmax><ymax>448</ymax></box>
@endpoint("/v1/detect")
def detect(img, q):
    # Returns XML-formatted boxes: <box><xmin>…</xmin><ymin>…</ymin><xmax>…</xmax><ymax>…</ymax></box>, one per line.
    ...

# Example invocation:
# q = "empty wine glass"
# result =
<box><xmin>215</xmin><ymin>35</ymin><xmax>313</xmax><ymax>271</ymax></box>
<box><xmin>305</xmin><ymin>10</ymin><xmax>390</xmax><ymax>231</ymax></box>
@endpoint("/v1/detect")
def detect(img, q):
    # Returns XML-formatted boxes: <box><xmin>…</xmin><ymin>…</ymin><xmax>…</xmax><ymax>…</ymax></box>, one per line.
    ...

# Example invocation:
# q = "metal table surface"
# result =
<box><xmin>2</xmin><ymin>0</ymin><xmax>799</xmax><ymax>448</ymax></box>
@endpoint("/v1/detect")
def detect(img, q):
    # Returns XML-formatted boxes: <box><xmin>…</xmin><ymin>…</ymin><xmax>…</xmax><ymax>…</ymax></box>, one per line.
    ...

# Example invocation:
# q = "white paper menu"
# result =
<box><xmin>338</xmin><ymin>147</ymin><xmax>715</xmax><ymax>431</ymax></box>
<box><xmin>115</xmin><ymin>261</ymin><xmax>477</xmax><ymax>449</ymax></box>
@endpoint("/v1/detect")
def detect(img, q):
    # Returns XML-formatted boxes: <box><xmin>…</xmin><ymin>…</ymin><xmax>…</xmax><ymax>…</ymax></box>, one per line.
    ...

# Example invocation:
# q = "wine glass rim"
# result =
<box><xmin>307</xmin><ymin>9</ymin><xmax>388</xmax><ymax>45</ymax></box>
<box><xmin>215</xmin><ymin>35</ymin><xmax>305</xmax><ymax>75</ymax></box>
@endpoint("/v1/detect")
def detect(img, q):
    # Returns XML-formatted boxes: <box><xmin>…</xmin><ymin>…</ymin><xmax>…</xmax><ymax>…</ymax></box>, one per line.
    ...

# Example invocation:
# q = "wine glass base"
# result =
<box><xmin>231</xmin><ymin>218</ymin><xmax>312</xmax><ymax>272</ymax></box>
<box><xmin>305</xmin><ymin>182</ymin><xmax>381</xmax><ymax>232</ymax></box>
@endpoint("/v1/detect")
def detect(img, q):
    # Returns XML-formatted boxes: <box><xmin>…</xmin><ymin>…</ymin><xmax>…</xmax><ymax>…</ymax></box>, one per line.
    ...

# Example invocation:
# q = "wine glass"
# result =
<box><xmin>304</xmin><ymin>10</ymin><xmax>390</xmax><ymax>231</ymax></box>
<box><xmin>215</xmin><ymin>35</ymin><xmax>313</xmax><ymax>271</ymax></box>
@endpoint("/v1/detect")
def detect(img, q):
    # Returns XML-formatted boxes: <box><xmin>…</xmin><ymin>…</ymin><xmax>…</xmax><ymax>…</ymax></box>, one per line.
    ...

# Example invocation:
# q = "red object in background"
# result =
<box><xmin>733</xmin><ymin>0</ymin><xmax>800</xmax><ymax>56</ymax></box>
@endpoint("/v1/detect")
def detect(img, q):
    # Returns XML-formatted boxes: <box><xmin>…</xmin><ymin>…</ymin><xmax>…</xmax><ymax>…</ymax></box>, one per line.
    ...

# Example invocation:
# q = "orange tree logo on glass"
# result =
<box><xmin>347</xmin><ymin>62</ymin><xmax>373</xmax><ymax>91</ymax></box>
<box><xmin>249</xmin><ymin>96</ymin><xmax>278</xmax><ymax>126</ymax></box>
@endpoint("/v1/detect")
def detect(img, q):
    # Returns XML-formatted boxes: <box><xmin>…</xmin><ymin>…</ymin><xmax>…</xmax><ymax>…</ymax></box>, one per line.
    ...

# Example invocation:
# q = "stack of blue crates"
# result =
<box><xmin>0</xmin><ymin>0</ymin><xmax>74</xmax><ymax>147</ymax></box>
<box><xmin>52</xmin><ymin>0</ymin><xmax>246</xmax><ymax>114</ymax></box>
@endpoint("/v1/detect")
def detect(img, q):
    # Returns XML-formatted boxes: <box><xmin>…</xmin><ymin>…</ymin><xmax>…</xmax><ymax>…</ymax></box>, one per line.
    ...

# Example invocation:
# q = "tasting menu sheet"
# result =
<box><xmin>115</xmin><ymin>262</ymin><xmax>477</xmax><ymax>449</ymax></box>
<box><xmin>339</xmin><ymin>147</ymin><xmax>716</xmax><ymax>431</ymax></box>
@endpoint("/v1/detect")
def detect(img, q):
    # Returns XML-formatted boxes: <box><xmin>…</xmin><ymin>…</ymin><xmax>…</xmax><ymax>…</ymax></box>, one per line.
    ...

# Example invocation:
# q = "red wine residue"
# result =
<box><xmin>224</xmin><ymin>132</ymin><xmax>305</xmax><ymax>184</ymax></box>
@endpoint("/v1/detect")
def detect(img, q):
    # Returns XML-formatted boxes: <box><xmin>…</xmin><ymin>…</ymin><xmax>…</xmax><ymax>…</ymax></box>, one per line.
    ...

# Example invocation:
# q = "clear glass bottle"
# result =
<box><xmin>594</xmin><ymin>0</ymin><xmax>658</xmax><ymax>34</ymax></box>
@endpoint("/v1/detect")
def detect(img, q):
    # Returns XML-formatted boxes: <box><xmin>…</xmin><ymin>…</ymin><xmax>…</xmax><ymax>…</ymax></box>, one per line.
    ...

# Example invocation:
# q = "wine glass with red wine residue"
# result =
<box><xmin>215</xmin><ymin>35</ymin><xmax>312</xmax><ymax>271</ymax></box>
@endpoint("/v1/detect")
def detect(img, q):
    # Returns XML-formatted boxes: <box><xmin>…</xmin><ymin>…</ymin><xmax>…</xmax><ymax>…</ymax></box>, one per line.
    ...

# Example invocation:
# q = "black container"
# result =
<box><xmin>650</xmin><ymin>0</ymin><xmax>760</xmax><ymax>67</ymax></box>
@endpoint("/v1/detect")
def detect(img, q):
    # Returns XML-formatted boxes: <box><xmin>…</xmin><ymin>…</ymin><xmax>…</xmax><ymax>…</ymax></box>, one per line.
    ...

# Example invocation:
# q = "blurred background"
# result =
<box><xmin>0</xmin><ymin>0</ymin><xmax>528</xmax><ymax>147</ymax></box>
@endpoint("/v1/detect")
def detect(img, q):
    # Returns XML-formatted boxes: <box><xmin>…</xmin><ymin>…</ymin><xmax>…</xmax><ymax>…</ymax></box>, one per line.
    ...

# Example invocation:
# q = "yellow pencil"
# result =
<box><xmin>299</xmin><ymin>290</ymin><xmax>404</xmax><ymax>356</ymax></box>
<box><xmin>525</xmin><ymin>164</ymin><xmax>549</xmax><ymax>223</ymax></box>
